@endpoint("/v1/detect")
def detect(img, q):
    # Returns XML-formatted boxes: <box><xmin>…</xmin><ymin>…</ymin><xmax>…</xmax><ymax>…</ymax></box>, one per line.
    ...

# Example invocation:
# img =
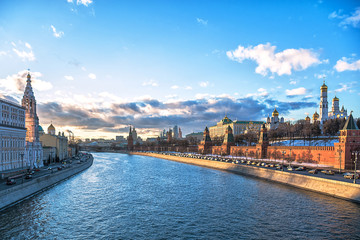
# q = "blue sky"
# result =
<box><xmin>0</xmin><ymin>0</ymin><xmax>359</xmax><ymax>139</ymax></box>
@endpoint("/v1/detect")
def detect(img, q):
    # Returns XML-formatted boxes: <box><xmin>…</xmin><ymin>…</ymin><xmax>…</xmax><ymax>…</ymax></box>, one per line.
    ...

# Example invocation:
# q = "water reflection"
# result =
<box><xmin>0</xmin><ymin>152</ymin><xmax>359</xmax><ymax>239</ymax></box>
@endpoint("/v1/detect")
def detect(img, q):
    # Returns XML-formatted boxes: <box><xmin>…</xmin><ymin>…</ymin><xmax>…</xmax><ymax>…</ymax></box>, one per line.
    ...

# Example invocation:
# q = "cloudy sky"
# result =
<box><xmin>0</xmin><ymin>0</ymin><xmax>359</xmax><ymax>139</ymax></box>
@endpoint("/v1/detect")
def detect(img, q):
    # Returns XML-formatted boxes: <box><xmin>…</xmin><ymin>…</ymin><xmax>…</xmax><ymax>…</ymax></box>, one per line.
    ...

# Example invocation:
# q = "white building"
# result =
<box><xmin>265</xmin><ymin>108</ymin><xmax>285</xmax><ymax>130</ymax></box>
<box><xmin>0</xmin><ymin>99</ymin><xmax>27</xmax><ymax>172</ymax></box>
<box><xmin>22</xmin><ymin>73</ymin><xmax>43</xmax><ymax>169</ymax></box>
<box><xmin>317</xmin><ymin>81</ymin><xmax>347</xmax><ymax>123</ymax></box>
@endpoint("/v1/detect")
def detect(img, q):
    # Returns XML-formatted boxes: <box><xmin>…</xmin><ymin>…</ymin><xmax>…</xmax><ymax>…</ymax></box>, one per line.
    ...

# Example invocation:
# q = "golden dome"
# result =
<box><xmin>48</xmin><ymin>123</ymin><xmax>55</xmax><ymax>131</ymax></box>
<box><xmin>333</xmin><ymin>96</ymin><xmax>339</xmax><ymax>101</ymax></box>
<box><xmin>272</xmin><ymin>108</ymin><xmax>279</xmax><ymax>117</ymax></box>
<box><xmin>321</xmin><ymin>81</ymin><xmax>328</xmax><ymax>91</ymax></box>
<box><xmin>305</xmin><ymin>116</ymin><xmax>310</xmax><ymax>121</ymax></box>
<box><xmin>312</xmin><ymin>111</ymin><xmax>319</xmax><ymax>120</ymax></box>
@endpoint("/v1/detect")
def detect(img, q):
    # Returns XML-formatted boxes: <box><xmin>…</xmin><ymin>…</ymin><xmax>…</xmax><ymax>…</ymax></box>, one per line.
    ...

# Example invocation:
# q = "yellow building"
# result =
<box><xmin>40</xmin><ymin>124</ymin><xmax>68</xmax><ymax>162</ymax></box>
<box><xmin>209</xmin><ymin>115</ymin><xmax>264</xmax><ymax>138</ymax></box>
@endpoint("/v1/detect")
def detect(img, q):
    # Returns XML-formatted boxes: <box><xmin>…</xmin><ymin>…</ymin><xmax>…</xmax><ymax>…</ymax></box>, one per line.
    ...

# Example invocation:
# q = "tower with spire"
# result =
<box><xmin>127</xmin><ymin>126</ymin><xmax>134</xmax><ymax>151</ymax></box>
<box><xmin>22</xmin><ymin>72</ymin><xmax>43</xmax><ymax>168</ymax></box>
<box><xmin>334</xmin><ymin>112</ymin><xmax>360</xmax><ymax>170</ymax></box>
<box><xmin>319</xmin><ymin>81</ymin><xmax>328</xmax><ymax>123</ymax></box>
<box><xmin>198</xmin><ymin>127</ymin><xmax>212</xmax><ymax>154</ymax></box>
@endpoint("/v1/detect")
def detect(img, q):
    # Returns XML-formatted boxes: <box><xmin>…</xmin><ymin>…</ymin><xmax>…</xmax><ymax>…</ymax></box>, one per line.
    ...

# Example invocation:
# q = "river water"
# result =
<box><xmin>1</xmin><ymin>152</ymin><xmax>360</xmax><ymax>239</ymax></box>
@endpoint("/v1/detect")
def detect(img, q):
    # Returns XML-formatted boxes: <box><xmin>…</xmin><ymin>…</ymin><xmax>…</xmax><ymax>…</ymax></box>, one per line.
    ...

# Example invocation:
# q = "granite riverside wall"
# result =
<box><xmin>134</xmin><ymin>152</ymin><xmax>360</xmax><ymax>203</ymax></box>
<box><xmin>0</xmin><ymin>157</ymin><xmax>93</xmax><ymax>211</ymax></box>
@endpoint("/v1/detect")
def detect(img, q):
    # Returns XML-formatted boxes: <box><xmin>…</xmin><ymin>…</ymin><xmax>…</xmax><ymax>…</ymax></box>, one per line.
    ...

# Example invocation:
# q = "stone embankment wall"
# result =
<box><xmin>134</xmin><ymin>152</ymin><xmax>360</xmax><ymax>203</ymax></box>
<box><xmin>0</xmin><ymin>156</ymin><xmax>93</xmax><ymax>211</ymax></box>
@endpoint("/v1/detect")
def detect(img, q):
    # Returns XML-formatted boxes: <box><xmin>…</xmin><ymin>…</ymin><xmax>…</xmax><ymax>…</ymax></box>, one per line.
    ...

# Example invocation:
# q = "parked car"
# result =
<box><xmin>6</xmin><ymin>178</ymin><xmax>16</xmax><ymax>185</ymax></box>
<box><xmin>325</xmin><ymin>170</ymin><xmax>335</xmax><ymax>175</ymax></box>
<box><xmin>287</xmin><ymin>167</ymin><xmax>294</xmax><ymax>171</ymax></box>
<box><xmin>57</xmin><ymin>167</ymin><xmax>62</xmax><ymax>171</ymax></box>
<box><xmin>295</xmin><ymin>166</ymin><xmax>305</xmax><ymax>171</ymax></box>
<box><xmin>308</xmin><ymin>169</ymin><xmax>318</xmax><ymax>174</ymax></box>
<box><xmin>25</xmin><ymin>174</ymin><xmax>32</xmax><ymax>179</ymax></box>
<box><xmin>343</xmin><ymin>172</ymin><xmax>359</xmax><ymax>179</ymax></box>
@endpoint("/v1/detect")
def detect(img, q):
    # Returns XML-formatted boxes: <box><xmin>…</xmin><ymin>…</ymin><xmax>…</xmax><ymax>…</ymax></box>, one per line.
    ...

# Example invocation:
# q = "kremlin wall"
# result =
<box><xmin>133</xmin><ymin>82</ymin><xmax>360</xmax><ymax>171</ymax></box>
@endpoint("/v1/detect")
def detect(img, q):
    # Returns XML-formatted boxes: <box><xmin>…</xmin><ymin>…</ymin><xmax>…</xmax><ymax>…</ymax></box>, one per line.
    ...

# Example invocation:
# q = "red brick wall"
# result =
<box><xmin>266</xmin><ymin>146</ymin><xmax>336</xmax><ymax>166</ymax></box>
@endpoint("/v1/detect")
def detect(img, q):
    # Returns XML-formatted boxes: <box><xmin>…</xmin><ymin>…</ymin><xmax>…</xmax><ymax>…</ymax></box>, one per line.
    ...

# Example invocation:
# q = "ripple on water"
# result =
<box><xmin>1</xmin><ymin>152</ymin><xmax>360</xmax><ymax>239</ymax></box>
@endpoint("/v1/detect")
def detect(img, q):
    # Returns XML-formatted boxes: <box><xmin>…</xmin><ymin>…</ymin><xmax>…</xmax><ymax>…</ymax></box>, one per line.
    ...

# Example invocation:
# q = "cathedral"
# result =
<box><xmin>265</xmin><ymin>108</ymin><xmax>285</xmax><ymax>130</ymax></box>
<box><xmin>317</xmin><ymin>81</ymin><xmax>347</xmax><ymax>123</ymax></box>
<box><xmin>22</xmin><ymin>73</ymin><xmax>43</xmax><ymax>168</ymax></box>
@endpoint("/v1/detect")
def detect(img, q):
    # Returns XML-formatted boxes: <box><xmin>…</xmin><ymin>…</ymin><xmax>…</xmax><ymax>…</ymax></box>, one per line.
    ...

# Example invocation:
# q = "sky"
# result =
<box><xmin>0</xmin><ymin>0</ymin><xmax>359</xmax><ymax>140</ymax></box>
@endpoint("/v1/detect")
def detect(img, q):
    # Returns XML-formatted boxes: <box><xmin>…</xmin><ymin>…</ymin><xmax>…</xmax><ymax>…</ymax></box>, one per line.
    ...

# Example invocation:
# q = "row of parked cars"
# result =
<box><xmin>148</xmin><ymin>151</ymin><xmax>359</xmax><ymax>180</ymax></box>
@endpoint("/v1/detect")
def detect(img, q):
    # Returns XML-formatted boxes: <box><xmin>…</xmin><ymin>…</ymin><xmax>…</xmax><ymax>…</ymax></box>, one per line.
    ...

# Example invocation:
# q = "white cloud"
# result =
<box><xmin>142</xmin><ymin>79</ymin><xmax>158</xmax><ymax>87</ymax></box>
<box><xmin>0</xmin><ymin>70</ymin><xmax>52</xmax><ymax>94</ymax></box>
<box><xmin>171</xmin><ymin>85</ymin><xmax>179</xmax><ymax>89</ymax></box>
<box><xmin>196</xmin><ymin>18</ymin><xmax>208</xmax><ymax>25</ymax></box>
<box><xmin>185</xmin><ymin>86</ymin><xmax>192</xmax><ymax>90</ymax></box>
<box><xmin>314</xmin><ymin>73</ymin><xmax>327</xmax><ymax>79</ymax></box>
<box><xmin>246</xmin><ymin>88</ymin><xmax>269</xmax><ymax>98</ymax></box>
<box><xmin>286</xmin><ymin>87</ymin><xmax>307</xmax><ymax>96</ymax></box>
<box><xmin>289</xmin><ymin>80</ymin><xmax>297</xmax><ymax>85</ymax></box>
<box><xmin>328</xmin><ymin>10</ymin><xmax>345</xmax><ymax>19</ymax></box>
<box><xmin>12</xmin><ymin>42</ymin><xmax>35</xmax><ymax>61</ymax></box>
<box><xmin>64</xmin><ymin>75</ymin><xmax>74</xmax><ymax>81</ymax></box>
<box><xmin>199</xmin><ymin>81</ymin><xmax>209</xmax><ymax>87</ymax></box>
<box><xmin>165</xmin><ymin>94</ymin><xmax>178</xmax><ymax>99</ymax></box>
<box><xmin>0</xmin><ymin>51</ymin><xmax>6</xmax><ymax>56</ymax></box>
<box><xmin>226</xmin><ymin>43</ymin><xmax>321</xmax><ymax>76</ymax></box>
<box><xmin>81</xmin><ymin>66</ymin><xmax>87</xmax><ymax>71</ymax></box>
<box><xmin>334</xmin><ymin>57</ymin><xmax>360</xmax><ymax>72</ymax></box>
<box><xmin>335</xmin><ymin>82</ymin><xmax>356</xmax><ymax>93</ymax></box>
<box><xmin>50</xmin><ymin>25</ymin><xmax>64</xmax><ymax>38</ymax></box>
<box><xmin>67</xmin><ymin>0</ymin><xmax>73</xmax><ymax>2</ymax></box>
<box><xmin>77</xmin><ymin>0</ymin><xmax>92</xmax><ymax>6</ymax></box>
<box><xmin>25</xmin><ymin>42</ymin><xmax>32</xmax><ymax>49</ymax></box>
<box><xmin>329</xmin><ymin>8</ymin><xmax>360</xmax><ymax>28</ymax></box>
<box><xmin>340</xmin><ymin>8</ymin><xmax>360</xmax><ymax>28</ymax></box>
<box><xmin>88</xmin><ymin>73</ymin><xmax>96</xmax><ymax>80</ymax></box>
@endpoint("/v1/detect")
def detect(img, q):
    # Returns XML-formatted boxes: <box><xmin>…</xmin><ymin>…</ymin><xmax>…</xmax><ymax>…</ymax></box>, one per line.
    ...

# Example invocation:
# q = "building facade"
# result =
<box><xmin>0</xmin><ymin>99</ymin><xmax>27</xmax><ymax>172</ymax></box>
<box><xmin>265</xmin><ymin>108</ymin><xmax>285</xmax><ymax>130</ymax></box>
<box><xmin>209</xmin><ymin>115</ymin><xmax>264</xmax><ymax>138</ymax></box>
<box><xmin>318</xmin><ymin>81</ymin><xmax>347</xmax><ymax>123</ymax></box>
<box><xmin>40</xmin><ymin>124</ymin><xmax>68</xmax><ymax>161</ymax></box>
<box><xmin>22</xmin><ymin>73</ymin><xmax>43</xmax><ymax>169</ymax></box>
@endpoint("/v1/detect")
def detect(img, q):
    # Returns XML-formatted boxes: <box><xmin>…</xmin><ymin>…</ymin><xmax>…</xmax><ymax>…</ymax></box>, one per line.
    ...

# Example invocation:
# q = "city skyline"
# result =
<box><xmin>0</xmin><ymin>0</ymin><xmax>359</xmax><ymax>139</ymax></box>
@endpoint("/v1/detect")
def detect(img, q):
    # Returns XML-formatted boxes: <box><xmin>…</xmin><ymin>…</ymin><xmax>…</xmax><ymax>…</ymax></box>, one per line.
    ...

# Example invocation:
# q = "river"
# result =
<box><xmin>1</xmin><ymin>152</ymin><xmax>360</xmax><ymax>239</ymax></box>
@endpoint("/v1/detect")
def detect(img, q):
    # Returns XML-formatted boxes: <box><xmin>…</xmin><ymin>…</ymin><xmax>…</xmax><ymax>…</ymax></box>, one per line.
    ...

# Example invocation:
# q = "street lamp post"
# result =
<box><xmin>245</xmin><ymin>149</ymin><xmax>248</xmax><ymax>161</ymax></box>
<box><xmin>282</xmin><ymin>150</ymin><xmax>286</xmax><ymax>171</ymax></box>
<box><xmin>352</xmin><ymin>151</ymin><xmax>359</xmax><ymax>184</ymax></box>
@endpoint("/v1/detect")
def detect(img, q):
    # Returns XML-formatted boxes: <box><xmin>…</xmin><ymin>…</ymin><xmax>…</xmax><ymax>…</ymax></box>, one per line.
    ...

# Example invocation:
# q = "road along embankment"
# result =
<box><xmin>0</xmin><ymin>155</ymin><xmax>93</xmax><ymax>211</ymax></box>
<box><xmin>133</xmin><ymin>152</ymin><xmax>360</xmax><ymax>203</ymax></box>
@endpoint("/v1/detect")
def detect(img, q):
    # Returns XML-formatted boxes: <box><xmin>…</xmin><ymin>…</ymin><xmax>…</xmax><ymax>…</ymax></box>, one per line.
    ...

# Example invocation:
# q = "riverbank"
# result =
<box><xmin>133</xmin><ymin>152</ymin><xmax>360</xmax><ymax>203</ymax></box>
<box><xmin>0</xmin><ymin>154</ymin><xmax>93</xmax><ymax>211</ymax></box>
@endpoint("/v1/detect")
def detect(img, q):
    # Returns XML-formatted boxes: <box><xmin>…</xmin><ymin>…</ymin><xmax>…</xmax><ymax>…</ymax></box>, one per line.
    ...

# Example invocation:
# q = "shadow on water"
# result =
<box><xmin>0</xmin><ymin>152</ymin><xmax>360</xmax><ymax>239</ymax></box>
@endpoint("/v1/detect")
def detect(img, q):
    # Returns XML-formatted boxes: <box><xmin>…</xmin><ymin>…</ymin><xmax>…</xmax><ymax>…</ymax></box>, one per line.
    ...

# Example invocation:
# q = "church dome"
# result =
<box><xmin>312</xmin><ymin>111</ymin><xmax>319</xmax><ymax>120</ymax></box>
<box><xmin>333</xmin><ymin>96</ymin><xmax>339</xmax><ymax>101</ymax></box>
<box><xmin>48</xmin><ymin>123</ymin><xmax>55</xmax><ymax>134</ymax></box>
<box><xmin>38</xmin><ymin>125</ymin><xmax>44</xmax><ymax>132</ymax></box>
<box><xmin>321</xmin><ymin>81</ymin><xmax>328</xmax><ymax>91</ymax></box>
<box><xmin>305</xmin><ymin>116</ymin><xmax>310</xmax><ymax>121</ymax></box>
<box><xmin>272</xmin><ymin>108</ymin><xmax>279</xmax><ymax>117</ymax></box>
<box><xmin>221</xmin><ymin>115</ymin><xmax>232</xmax><ymax>124</ymax></box>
